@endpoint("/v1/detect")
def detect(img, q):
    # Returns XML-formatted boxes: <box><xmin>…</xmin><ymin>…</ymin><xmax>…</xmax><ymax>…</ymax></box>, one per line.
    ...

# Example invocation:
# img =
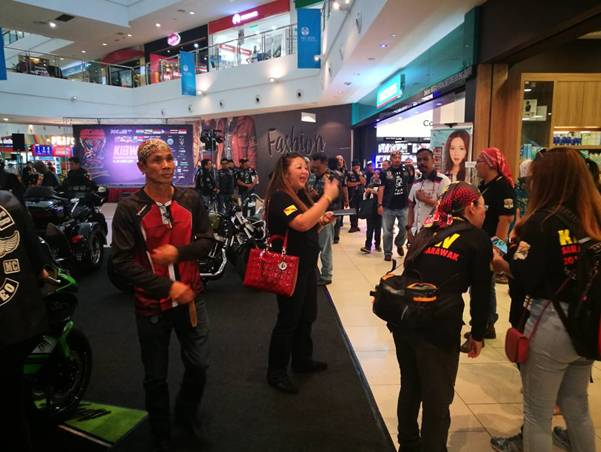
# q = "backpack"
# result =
<box><xmin>371</xmin><ymin>221</ymin><xmax>472</xmax><ymax>328</ymax></box>
<box><xmin>550</xmin><ymin>208</ymin><xmax>601</xmax><ymax>361</ymax></box>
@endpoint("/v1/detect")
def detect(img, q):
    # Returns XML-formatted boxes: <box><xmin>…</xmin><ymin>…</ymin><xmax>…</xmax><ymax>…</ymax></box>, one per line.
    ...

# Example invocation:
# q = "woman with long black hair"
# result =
<box><xmin>264</xmin><ymin>152</ymin><xmax>339</xmax><ymax>394</ymax></box>
<box><xmin>492</xmin><ymin>147</ymin><xmax>600</xmax><ymax>451</ymax></box>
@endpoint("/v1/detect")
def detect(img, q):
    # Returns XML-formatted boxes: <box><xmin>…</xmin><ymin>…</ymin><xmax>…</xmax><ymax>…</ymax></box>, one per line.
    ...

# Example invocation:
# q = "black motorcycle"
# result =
<box><xmin>26</xmin><ymin>237</ymin><xmax>92</xmax><ymax>423</ymax></box>
<box><xmin>25</xmin><ymin>186</ymin><xmax>108</xmax><ymax>273</ymax></box>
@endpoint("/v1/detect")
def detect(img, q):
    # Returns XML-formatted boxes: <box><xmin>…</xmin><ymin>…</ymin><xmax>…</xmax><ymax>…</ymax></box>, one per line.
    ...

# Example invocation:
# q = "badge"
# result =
<box><xmin>514</xmin><ymin>241</ymin><xmax>531</xmax><ymax>261</ymax></box>
<box><xmin>283</xmin><ymin>204</ymin><xmax>298</xmax><ymax>216</ymax></box>
<box><xmin>278</xmin><ymin>261</ymin><xmax>288</xmax><ymax>270</ymax></box>
<box><xmin>504</xmin><ymin>198</ymin><xmax>514</xmax><ymax>209</ymax></box>
<box><xmin>0</xmin><ymin>231</ymin><xmax>19</xmax><ymax>258</ymax></box>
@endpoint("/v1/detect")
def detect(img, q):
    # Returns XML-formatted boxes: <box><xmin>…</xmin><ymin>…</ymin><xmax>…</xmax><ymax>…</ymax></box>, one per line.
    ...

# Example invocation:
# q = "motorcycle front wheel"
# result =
<box><xmin>31</xmin><ymin>328</ymin><xmax>93</xmax><ymax>423</ymax></box>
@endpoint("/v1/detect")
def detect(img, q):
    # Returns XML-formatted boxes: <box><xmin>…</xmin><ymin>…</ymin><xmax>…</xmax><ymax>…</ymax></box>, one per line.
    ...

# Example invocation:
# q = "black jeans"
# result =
<box><xmin>365</xmin><ymin>213</ymin><xmax>382</xmax><ymax>248</ymax></box>
<box><xmin>268</xmin><ymin>263</ymin><xmax>318</xmax><ymax>372</ymax></box>
<box><xmin>0</xmin><ymin>337</ymin><xmax>39</xmax><ymax>452</ymax></box>
<box><xmin>136</xmin><ymin>299</ymin><xmax>209</xmax><ymax>441</ymax></box>
<box><xmin>349</xmin><ymin>193</ymin><xmax>360</xmax><ymax>228</ymax></box>
<box><xmin>392</xmin><ymin>329</ymin><xmax>459</xmax><ymax>452</ymax></box>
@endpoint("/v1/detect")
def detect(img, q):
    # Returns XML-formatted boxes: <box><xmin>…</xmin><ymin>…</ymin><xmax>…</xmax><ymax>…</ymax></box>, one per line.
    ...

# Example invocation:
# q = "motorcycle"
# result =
<box><xmin>25</xmin><ymin>186</ymin><xmax>108</xmax><ymax>273</ymax></box>
<box><xmin>25</xmin><ymin>237</ymin><xmax>92</xmax><ymax>423</ymax></box>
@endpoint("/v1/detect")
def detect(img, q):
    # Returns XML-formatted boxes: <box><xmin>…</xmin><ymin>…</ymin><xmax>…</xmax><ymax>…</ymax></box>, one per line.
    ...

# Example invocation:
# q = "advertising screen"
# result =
<box><xmin>72</xmin><ymin>125</ymin><xmax>194</xmax><ymax>186</ymax></box>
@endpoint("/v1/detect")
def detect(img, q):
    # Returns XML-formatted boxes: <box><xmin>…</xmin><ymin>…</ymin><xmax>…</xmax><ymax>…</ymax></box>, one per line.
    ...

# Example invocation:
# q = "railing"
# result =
<box><xmin>2</xmin><ymin>29</ymin><xmax>26</xmax><ymax>46</ymax></box>
<box><xmin>3</xmin><ymin>24</ymin><xmax>297</xmax><ymax>88</ymax></box>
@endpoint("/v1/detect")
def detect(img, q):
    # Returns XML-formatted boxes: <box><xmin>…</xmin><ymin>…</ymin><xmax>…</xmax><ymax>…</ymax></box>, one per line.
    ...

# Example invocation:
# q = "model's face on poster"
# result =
<box><xmin>449</xmin><ymin>137</ymin><xmax>467</xmax><ymax>166</ymax></box>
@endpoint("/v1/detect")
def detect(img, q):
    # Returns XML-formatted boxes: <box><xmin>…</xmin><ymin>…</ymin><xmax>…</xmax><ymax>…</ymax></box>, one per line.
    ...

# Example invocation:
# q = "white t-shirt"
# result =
<box><xmin>408</xmin><ymin>171</ymin><xmax>451</xmax><ymax>234</ymax></box>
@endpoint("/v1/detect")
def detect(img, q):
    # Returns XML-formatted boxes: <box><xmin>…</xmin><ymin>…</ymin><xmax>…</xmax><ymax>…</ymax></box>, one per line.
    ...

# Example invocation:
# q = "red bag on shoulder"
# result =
<box><xmin>505</xmin><ymin>299</ymin><xmax>552</xmax><ymax>363</ymax></box>
<box><xmin>243</xmin><ymin>232</ymin><xmax>299</xmax><ymax>297</ymax></box>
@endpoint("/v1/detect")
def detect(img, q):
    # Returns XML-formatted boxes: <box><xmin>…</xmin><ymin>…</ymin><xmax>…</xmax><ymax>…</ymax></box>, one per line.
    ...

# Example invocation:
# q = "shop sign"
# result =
<box><xmin>208</xmin><ymin>0</ymin><xmax>290</xmax><ymax>34</ymax></box>
<box><xmin>377</xmin><ymin>74</ymin><xmax>402</xmax><ymax>109</ymax></box>
<box><xmin>33</xmin><ymin>144</ymin><xmax>53</xmax><ymax>157</ymax></box>
<box><xmin>1</xmin><ymin>137</ymin><xmax>12</xmax><ymax>146</ymax></box>
<box><xmin>232</xmin><ymin>11</ymin><xmax>259</xmax><ymax>25</ymax></box>
<box><xmin>167</xmin><ymin>33</ymin><xmax>181</xmax><ymax>46</ymax></box>
<box><xmin>50</xmin><ymin>136</ymin><xmax>75</xmax><ymax>146</ymax></box>
<box><xmin>53</xmin><ymin>146</ymin><xmax>73</xmax><ymax>157</ymax></box>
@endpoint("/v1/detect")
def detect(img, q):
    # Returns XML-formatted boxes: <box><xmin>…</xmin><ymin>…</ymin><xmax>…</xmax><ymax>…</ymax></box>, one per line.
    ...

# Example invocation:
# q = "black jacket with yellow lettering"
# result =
<box><xmin>0</xmin><ymin>191</ymin><xmax>48</xmax><ymax>348</ymax></box>
<box><xmin>402</xmin><ymin>221</ymin><xmax>493</xmax><ymax>348</ymax></box>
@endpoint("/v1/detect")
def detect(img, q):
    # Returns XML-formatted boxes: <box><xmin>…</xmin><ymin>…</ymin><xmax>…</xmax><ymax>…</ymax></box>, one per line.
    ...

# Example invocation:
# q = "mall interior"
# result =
<box><xmin>1</xmin><ymin>0</ymin><xmax>601</xmax><ymax>451</ymax></box>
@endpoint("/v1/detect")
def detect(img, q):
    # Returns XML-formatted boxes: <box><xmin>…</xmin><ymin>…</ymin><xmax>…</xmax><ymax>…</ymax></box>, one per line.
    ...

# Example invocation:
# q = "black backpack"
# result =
<box><xmin>551</xmin><ymin>208</ymin><xmax>601</xmax><ymax>361</ymax></box>
<box><xmin>371</xmin><ymin>221</ymin><xmax>472</xmax><ymax>328</ymax></box>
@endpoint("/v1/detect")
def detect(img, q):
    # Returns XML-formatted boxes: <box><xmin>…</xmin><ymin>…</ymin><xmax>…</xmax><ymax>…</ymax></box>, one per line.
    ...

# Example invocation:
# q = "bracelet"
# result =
<box><xmin>324</xmin><ymin>194</ymin><xmax>333</xmax><ymax>204</ymax></box>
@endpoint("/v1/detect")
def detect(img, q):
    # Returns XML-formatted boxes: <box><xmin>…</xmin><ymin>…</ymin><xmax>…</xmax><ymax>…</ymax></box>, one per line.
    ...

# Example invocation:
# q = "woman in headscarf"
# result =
<box><xmin>389</xmin><ymin>181</ymin><xmax>492</xmax><ymax>452</ymax></box>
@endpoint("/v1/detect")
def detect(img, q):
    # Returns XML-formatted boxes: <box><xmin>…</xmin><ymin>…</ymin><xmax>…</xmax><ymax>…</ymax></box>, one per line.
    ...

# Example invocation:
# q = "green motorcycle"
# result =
<box><xmin>24</xmin><ymin>238</ymin><xmax>92</xmax><ymax>423</ymax></box>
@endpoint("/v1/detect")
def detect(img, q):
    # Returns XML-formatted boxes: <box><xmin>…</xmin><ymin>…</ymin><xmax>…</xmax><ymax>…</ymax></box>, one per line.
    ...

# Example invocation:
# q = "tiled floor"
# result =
<box><xmin>326</xmin><ymin>219</ymin><xmax>601</xmax><ymax>451</ymax></box>
<box><xmin>101</xmin><ymin>203</ymin><xmax>601</xmax><ymax>451</ymax></box>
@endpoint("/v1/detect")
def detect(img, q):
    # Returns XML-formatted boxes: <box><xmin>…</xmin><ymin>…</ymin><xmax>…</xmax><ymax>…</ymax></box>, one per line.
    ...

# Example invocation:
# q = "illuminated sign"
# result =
<box><xmin>377</xmin><ymin>73</ymin><xmax>402</xmax><ymax>109</ymax></box>
<box><xmin>33</xmin><ymin>145</ymin><xmax>53</xmax><ymax>157</ymax></box>
<box><xmin>50</xmin><ymin>136</ymin><xmax>74</xmax><ymax>146</ymax></box>
<box><xmin>167</xmin><ymin>33</ymin><xmax>181</xmax><ymax>46</ymax></box>
<box><xmin>232</xmin><ymin>10</ymin><xmax>259</xmax><ymax>25</ymax></box>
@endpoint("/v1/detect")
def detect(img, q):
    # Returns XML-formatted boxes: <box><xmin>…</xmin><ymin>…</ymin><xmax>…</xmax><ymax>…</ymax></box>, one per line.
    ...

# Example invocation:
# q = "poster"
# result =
<box><xmin>297</xmin><ymin>8</ymin><xmax>321</xmax><ymax>69</ymax></box>
<box><xmin>72</xmin><ymin>125</ymin><xmax>194</xmax><ymax>186</ymax></box>
<box><xmin>430</xmin><ymin>124</ymin><xmax>473</xmax><ymax>183</ymax></box>
<box><xmin>0</xmin><ymin>27</ymin><xmax>6</xmax><ymax>81</ymax></box>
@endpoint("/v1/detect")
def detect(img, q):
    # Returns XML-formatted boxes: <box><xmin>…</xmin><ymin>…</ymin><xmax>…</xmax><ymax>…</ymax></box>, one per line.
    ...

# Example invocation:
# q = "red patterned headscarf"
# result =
<box><xmin>424</xmin><ymin>182</ymin><xmax>481</xmax><ymax>229</ymax></box>
<box><xmin>479</xmin><ymin>147</ymin><xmax>515</xmax><ymax>188</ymax></box>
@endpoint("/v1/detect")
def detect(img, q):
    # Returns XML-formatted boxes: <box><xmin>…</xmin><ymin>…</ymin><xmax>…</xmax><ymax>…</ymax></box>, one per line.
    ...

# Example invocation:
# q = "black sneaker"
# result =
<box><xmin>384</xmin><ymin>254</ymin><xmax>392</xmax><ymax>262</ymax></box>
<box><xmin>292</xmin><ymin>360</ymin><xmax>328</xmax><ymax>373</ymax></box>
<box><xmin>333</xmin><ymin>237</ymin><xmax>340</xmax><ymax>244</ymax></box>
<box><xmin>360</xmin><ymin>246</ymin><xmax>371</xmax><ymax>254</ymax></box>
<box><xmin>267</xmin><ymin>372</ymin><xmax>298</xmax><ymax>394</ymax></box>
<box><xmin>349</xmin><ymin>227</ymin><xmax>360</xmax><ymax>233</ymax></box>
<box><xmin>397</xmin><ymin>246</ymin><xmax>404</xmax><ymax>256</ymax></box>
<box><xmin>552</xmin><ymin>426</ymin><xmax>570</xmax><ymax>450</ymax></box>
<box><xmin>317</xmin><ymin>279</ymin><xmax>332</xmax><ymax>286</ymax></box>
<box><xmin>375</xmin><ymin>246</ymin><xmax>382</xmax><ymax>252</ymax></box>
<box><xmin>490</xmin><ymin>432</ymin><xmax>523</xmax><ymax>451</ymax></box>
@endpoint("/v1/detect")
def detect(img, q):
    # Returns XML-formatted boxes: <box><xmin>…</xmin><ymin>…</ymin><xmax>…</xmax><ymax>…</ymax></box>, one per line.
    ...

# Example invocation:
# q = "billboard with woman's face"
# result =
<box><xmin>430</xmin><ymin>126</ymin><xmax>473</xmax><ymax>183</ymax></box>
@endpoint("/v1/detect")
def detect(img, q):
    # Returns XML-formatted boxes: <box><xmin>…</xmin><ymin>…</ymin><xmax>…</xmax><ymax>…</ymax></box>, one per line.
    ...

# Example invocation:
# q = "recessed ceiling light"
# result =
<box><xmin>60</xmin><ymin>57</ymin><xmax>64</xmax><ymax>61</ymax></box>
<box><xmin>380</xmin><ymin>42</ymin><xmax>389</xmax><ymax>48</ymax></box>
<box><xmin>189</xmin><ymin>11</ymin><xmax>195</xmax><ymax>15</ymax></box>
<box><xmin>49</xmin><ymin>21</ymin><xmax>57</xmax><ymax>28</ymax></box>
<box><xmin>127</xmin><ymin>33</ymin><xmax>133</xmax><ymax>37</ymax></box>
<box><xmin>313</xmin><ymin>55</ymin><xmax>320</xmax><ymax>62</ymax></box>
<box><xmin>524</xmin><ymin>88</ymin><xmax>532</xmax><ymax>92</ymax></box>
<box><xmin>332</xmin><ymin>1</ymin><xmax>340</xmax><ymax>10</ymax></box>
<box><xmin>269</xmin><ymin>77</ymin><xmax>276</xmax><ymax>83</ymax></box>
<box><xmin>102</xmin><ymin>42</ymin><xmax>108</xmax><ymax>46</ymax></box>
<box><xmin>345</xmin><ymin>0</ymin><xmax>351</xmax><ymax>3</ymax></box>
<box><xmin>391</xmin><ymin>33</ymin><xmax>398</xmax><ymax>38</ymax></box>
<box><xmin>81</xmin><ymin>50</ymin><xmax>87</xmax><ymax>54</ymax></box>
<box><xmin>2</xmin><ymin>118</ymin><xmax>8</xmax><ymax>122</ymax></box>
<box><xmin>194</xmin><ymin>43</ymin><xmax>199</xmax><ymax>48</ymax></box>
<box><xmin>155</xmin><ymin>23</ymin><xmax>161</xmax><ymax>28</ymax></box>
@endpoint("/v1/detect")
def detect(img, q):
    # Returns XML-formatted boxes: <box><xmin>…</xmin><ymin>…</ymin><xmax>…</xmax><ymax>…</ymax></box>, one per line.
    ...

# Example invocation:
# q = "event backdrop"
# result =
<box><xmin>200</xmin><ymin>104</ymin><xmax>352</xmax><ymax>195</ymax></box>
<box><xmin>72</xmin><ymin>124</ymin><xmax>194</xmax><ymax>186</ymax></box>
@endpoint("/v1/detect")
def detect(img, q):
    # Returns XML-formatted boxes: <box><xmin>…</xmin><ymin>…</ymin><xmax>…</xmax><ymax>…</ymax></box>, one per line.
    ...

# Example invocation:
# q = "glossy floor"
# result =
<box><xmin>327</xmin><ymin>219</ymin><xmax>601</xmax><ymax>452</ymax></box>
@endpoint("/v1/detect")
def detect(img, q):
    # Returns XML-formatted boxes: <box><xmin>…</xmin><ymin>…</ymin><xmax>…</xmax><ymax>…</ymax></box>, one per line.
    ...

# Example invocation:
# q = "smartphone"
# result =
<box><xmin>331</xmin><ymin>209</ymin><xmax>357</xmax><ymax>217</ymax></box>
<box><xmin>491</xmin><ymin>236</ymin><xmax>508</xmax><ymax>255</ymax></box>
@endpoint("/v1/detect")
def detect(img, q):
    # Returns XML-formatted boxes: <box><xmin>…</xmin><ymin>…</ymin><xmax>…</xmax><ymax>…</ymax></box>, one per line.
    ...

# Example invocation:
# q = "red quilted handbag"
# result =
<box><xmin>243</xmin><ymin>232</ymin><xmax>299</xmax><ymax>297</ymax></box>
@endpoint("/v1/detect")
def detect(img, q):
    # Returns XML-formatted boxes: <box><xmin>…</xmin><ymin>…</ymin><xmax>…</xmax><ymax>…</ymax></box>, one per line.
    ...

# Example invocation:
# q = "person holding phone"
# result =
<box><xmin>265</xmin><ymin>152</ymin><xmax>338</xmax><ymax>394</ymax></box>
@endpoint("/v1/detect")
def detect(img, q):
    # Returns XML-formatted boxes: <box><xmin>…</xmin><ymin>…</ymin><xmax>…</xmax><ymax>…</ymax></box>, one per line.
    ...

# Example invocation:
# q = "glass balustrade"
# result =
<box><xmin>3</xmin><ymin>24</ymin><xmax>298</xmax><ymax>88</ymax></box>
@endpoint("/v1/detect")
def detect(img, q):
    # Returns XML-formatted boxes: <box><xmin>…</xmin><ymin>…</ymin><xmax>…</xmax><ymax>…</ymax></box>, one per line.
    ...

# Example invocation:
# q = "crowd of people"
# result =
<box><xmin>2</xmin><ymin>138</ymin><xmax>599</xmax><ymax>452</ymax></box>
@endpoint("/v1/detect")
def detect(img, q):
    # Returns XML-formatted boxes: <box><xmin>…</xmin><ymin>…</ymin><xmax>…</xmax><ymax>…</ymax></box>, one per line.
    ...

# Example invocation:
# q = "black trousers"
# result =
<box><xmin>365</xmin><ymin>213</ymin><xmax>382</xmax><ymax>248</ymax></box>
<box><xmin>392</xmin><ymin>329</ymin><xmax>460</xmax><ymax>452</ymax></box>
<box><xmin>268</xmin><ymin>264</ymin><xmax>318</xmax><ymax>372</ymax></box>
<box><xmin>349</xmin><ymin>194</ymin><xmax>360</xmax><ymax>228</ymax></box>
<box><xmin>0</xmin><ymin>337</ymin><xmax>39</xmax><ymax>452</ymax></box>
<box><xmin>136</xmin><ymin>300</ymin><xmax>209</xmax><ymax>441</ymax></box>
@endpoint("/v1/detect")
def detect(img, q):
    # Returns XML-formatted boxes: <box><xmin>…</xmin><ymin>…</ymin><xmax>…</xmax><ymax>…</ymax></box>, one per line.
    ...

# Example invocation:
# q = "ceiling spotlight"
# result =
<box><xmin>2</xmin><ymin>118</ymin><xmax>8</xmax><ymax>122</ymax></box>
<box><xmin>380</xmin><ymin>42</ymin><xmax>389</xmax><ymax>48</ymax></box>
<box><xmin>189</xmin><ymin>11</ymin><xmax>195</xmax><ymax>15</ymax></box>
<box><xmin>313</xmin><ymin>55</ymin><xmax>320</xmax><ymax>62</ymax></box>
<box><xmin>60</xmin><ymin>57</ymin><xmax>64</xmax><ymax>61</ymax></box>
<box><xmin>332</xmin><ymin>1</ymin><xmax>340</xmax><ymax>10</ymax></box>
<box><xmin>81</xmin><ymin>50</ymin><xmax>87</xmax><ymax>54</ymax></box>
<box><xmin>269</xmin><ymin>77</ymin><xmax>276</xmax><ymax>83</ymax></box>
<box><xmin>345</xmin><ymin>0</ymin><xmax>351</xmax><ymax>3</ymax></box>
<box><xmin>49</xmin><ymin>21</ymin><xmax>57</xmax><ymax>28</ymax></box>
<box><xmin>194</xmin><ymin>43</ymin><xmax>199</xmax><ymax>49</ymax></box>
<box><xmin>391</xmin><ymin>33</ymin><xmax>398</xmax><ymax>38</ymax></box>
<box><xmin>155</xmin><ymin>23</ymin><xmax>161</xmax><ymax>28</ymax></box>
<box><xmin>524</xmin><ymin>88</ymin><xmax>533</xmax><ymax>92</ymax></box>
<box><xmin>102</xmin><ymin>42</ymin><xmax>108</xmax><ymax>46</ymax></box>
<box><xmin>71</xmin><ymin>96</ymin><xmax>78</xmax><ymax>102</ymax></box>
<box><xmin>127</xmin><ymin>33</ymin><xmax>133</xmax><ymax>37</ymax></box>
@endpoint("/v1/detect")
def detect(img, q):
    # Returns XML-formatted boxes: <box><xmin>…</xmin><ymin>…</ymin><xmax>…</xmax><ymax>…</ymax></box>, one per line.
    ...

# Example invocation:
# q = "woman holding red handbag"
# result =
<box><xmin>264</xmin><ymin>152</ymin><xmax>339</xmax><ymax>394</ymax></box>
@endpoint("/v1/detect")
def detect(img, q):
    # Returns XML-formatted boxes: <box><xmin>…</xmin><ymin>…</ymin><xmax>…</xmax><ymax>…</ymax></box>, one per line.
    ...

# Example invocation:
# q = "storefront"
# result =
<box><xmin>144</xmin><ymin>24</ymin><xmax>209</xmax><ymax>83</ymax></box>
<box><xmin>0</xmin><ymin>134</ymin><xmax>74</xmax><ymax>175</ymax></box>
<box><xmin>207</xmin><ymin>0</ymin><xmax>292</xmax><ymax>70</ymax></box>
<box><xmin>471</xmin><ymin>0</ymin><xmax>601</xmax><ymax>174</ymax></box>
<box><xmin>352</xmin><ymin>9</ymin><xmax>478</xmax><ymax>181</ymax></box>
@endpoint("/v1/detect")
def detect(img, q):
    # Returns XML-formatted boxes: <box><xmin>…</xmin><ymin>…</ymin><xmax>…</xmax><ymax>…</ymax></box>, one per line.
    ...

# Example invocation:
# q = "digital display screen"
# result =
<box><xmin>72</xmin><ymin>124</ymin><xmax>194</xmax><ymax>186</ymax></box>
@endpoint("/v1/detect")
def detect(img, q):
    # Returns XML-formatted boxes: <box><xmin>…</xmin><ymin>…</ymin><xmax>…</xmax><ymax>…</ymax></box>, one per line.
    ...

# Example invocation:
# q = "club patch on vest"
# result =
<box><xmin>0</xmin><ymin>206</ymin><xmax>15</xmax><ymax>231</ymax></box>
<box><xmin>283</xmin><ymin>205</ymin><xmax>298</xmax><ymax>216</ymax></box>
<box><xmin>0</xmin><ymin>278</ymin><xmax>19</xmax><ymax>307</ymax></box>
<box><xmin>3</xmin><ymin>259</ymin><xmax>20</xmax><ymax>274</ymax></box>
<box><xmin>504</xmin><ymin>198</ymin><xmax>514</xmax><ymax>209</ymax></box>
<box><xmin>0</xmin><ymin>231</ymin><xmax>19</xmax><ymax>258</ymax></box>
